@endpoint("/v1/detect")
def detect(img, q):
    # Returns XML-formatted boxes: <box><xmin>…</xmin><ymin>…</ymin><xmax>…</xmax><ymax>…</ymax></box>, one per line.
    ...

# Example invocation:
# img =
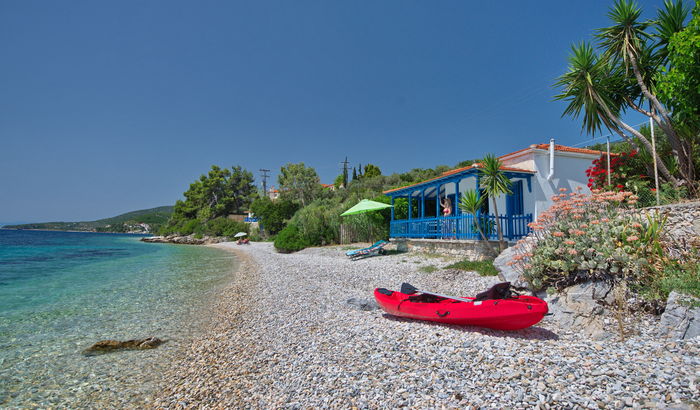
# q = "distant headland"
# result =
<box><xmin>3</xmin><ymin>206</ymin><xmax>174</xmax><ymax>234</ymax></box>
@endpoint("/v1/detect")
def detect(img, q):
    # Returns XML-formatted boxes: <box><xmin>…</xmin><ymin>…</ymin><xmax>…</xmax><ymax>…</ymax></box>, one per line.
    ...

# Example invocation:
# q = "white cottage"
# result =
<box><xmin>384</xmin><ymin>140</ymin><xmax>605</xmax><ymax>242</ymax></box>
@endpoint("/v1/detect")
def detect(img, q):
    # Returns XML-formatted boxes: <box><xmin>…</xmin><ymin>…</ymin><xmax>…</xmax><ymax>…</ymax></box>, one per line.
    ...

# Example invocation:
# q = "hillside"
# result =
<box><xmin>3</xmin><ymin>206</ymin><xmax>174</xmax><ymax>233</ymax></box>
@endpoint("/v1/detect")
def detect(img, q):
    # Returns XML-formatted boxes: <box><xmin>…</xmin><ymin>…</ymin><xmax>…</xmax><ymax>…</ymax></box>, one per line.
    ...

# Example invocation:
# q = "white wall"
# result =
<box><xmin>531</xmin><ymin>151</ymin><xmax>595</xmax><ymax>219</ymax></box>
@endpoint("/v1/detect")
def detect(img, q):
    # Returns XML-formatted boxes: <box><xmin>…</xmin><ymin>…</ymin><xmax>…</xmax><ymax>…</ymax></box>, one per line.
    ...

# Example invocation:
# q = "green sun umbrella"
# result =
<box><xmin>340</xmin><ymin>199</ymin><xmax>392</xmax><ymax>216</ymax></box>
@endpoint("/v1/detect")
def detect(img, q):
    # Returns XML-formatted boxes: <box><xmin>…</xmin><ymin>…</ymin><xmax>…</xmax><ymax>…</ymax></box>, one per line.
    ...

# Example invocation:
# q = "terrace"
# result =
<box><xmin>384</xmin><ymin>164</ymin><xmax>534</xmax><ymax>242</ymax></box>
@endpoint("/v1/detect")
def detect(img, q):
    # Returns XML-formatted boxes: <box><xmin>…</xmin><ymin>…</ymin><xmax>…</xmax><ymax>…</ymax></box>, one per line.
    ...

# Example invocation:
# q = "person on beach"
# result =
<box><xmin>440</xmin><ymin>196</ymin><xmax>453</xmax><ymax>239</ymax></box>
<box><xmin>440</xmin><ymin>196</ymin><xmax>452</xmax><ymax>217</ymax></box>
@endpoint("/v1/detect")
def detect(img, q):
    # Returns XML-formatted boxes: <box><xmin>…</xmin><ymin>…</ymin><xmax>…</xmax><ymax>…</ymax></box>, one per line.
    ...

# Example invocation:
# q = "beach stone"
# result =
<box><xmin>83</xmin><ymin>337</ymin><xmax>164</xmax><ymax>355</ymax></box>
<box><xmin>658</xmin><ymin>291</ymin><xmax>700</xmax><ymax>340</ymax></box>
<box><xmin>540</xmin><ymin>281</ymin><xmax>615</xmax><ymax>340</ymax></box>
<box><xmin>493</xmin><ymin>246</ymin><xmax>529</xmax><ymax>289</ymax></box>
<box><xmin>346</xmin><ymin>297</ymin><xmax>380</xmax><ymax>311</ymax></box>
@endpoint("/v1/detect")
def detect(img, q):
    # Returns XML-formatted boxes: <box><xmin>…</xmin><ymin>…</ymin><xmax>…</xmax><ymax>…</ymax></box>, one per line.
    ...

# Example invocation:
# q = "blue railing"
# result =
<box><xmin>390</xmin><ymin>213</ymin><xmax>532</xmax><ymax>241</ymax></box>
<box><xmin>244</xmin><ymin>217</ymin><xmax>260</xmax><ymax>223</ymax></box>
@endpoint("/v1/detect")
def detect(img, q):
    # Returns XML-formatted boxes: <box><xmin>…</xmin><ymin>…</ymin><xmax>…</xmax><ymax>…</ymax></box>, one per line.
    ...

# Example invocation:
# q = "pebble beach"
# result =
<box><xmin>154</xmin><ymin>242</ymin><xmax>699</xmax><ymax>409</ymax></box>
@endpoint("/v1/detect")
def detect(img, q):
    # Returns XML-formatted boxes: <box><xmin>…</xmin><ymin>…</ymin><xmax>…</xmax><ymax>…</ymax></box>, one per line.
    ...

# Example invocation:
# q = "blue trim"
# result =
<box><xmin>390</xmin><ymin>213</ymin><xmax>532</xmax><ymax>241</ymax></box>
<box><xmin>385</xmin><ymin>167</ymin><xmax>534</xmax><ymax>198</ymax></box>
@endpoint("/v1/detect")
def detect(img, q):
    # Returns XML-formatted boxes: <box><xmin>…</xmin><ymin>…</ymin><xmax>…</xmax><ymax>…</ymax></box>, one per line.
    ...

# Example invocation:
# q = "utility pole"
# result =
<box><xmin>606</xmin><ymin>137</ymin><xmax>612</xmax><ymax>187</ymax></box>
<box><xmin>259</xmin><ymin>169</ymin><xmax>270</xmax><ymax>196</ymax></box>
<box><xmin>340</xmin><ymin>157</ymin><xmax>349</xmax><ymax>188</ymax></box>
<box><xmin>650</xmin><ymin>107</ymin><xmax>660</xmax><ymax>205</ymax></box>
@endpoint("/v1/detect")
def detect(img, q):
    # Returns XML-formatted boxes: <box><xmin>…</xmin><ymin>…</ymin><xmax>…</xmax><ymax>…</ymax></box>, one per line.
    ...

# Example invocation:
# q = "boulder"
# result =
<box><xmin>658</xmin><ymin>291</ymin><xmax>700</xmax><ymax>340</ymax></box>
<box><xmin>540</xmin><ymin>281</ymin><xmax>616</xmax><ymax>340</ymax></box>
<box><xmin>83</xmin><ymin>337</ymin><xmax>165</xmax><ymax>356</ymax></box>
<box><xmin>346</xmin><ymin>297</ymin><xmax>380</xmax><ymax>311</ymax></box>
<box><xmin>494</xmin><ymin>246</ymin><xmax>529</xmax><ymax>289</ymax></box>
<box><xmin>141</xmin><ymin>235</ymin><xmax>226</xmax><ymax>245</ymax></box>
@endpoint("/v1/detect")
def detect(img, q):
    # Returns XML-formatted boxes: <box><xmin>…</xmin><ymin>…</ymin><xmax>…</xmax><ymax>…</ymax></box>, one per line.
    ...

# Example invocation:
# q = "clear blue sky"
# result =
<box><xmin>0</xmin><ymin>0</ymin><xmax>673</xmax><ymax>223</ymax></box>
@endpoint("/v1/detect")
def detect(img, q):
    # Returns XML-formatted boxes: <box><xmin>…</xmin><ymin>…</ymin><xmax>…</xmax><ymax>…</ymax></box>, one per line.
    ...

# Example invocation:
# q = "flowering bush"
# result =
<box><xmin>585</xmin><ymin>151</ymin><xmax>643</xmax><ymax>190</ymax></box>
<box><xmin>509</xmin><ymin>188</ymin><xmax>665</xmax><ymax>290</ymax></box>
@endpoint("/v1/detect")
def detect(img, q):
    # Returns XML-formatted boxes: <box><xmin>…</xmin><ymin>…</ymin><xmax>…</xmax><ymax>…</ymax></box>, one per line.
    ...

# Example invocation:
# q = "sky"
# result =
<box><xmin>0</xmin><ymin>0</ymin><xmax>676</xmax><ymax>223</ymax></box>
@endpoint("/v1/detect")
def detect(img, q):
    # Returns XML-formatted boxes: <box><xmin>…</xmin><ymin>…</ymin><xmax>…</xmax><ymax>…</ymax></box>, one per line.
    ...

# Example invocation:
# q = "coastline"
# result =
<box><xmin>153</xmin><ymin>242</ymin><xmax>699</xmax><ymax>408</ymax></box>
<box><xmin>0</xmin><ymin>232</ymin><xmax>239</xmax><ymax>408</ymax></box>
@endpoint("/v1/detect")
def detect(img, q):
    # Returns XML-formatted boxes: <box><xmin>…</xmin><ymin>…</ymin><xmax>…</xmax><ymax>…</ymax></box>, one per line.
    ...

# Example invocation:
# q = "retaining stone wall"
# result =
<box><xmin>391</xmin><ymin>238</ymin><xmax>497</xmax><ymax>260</ymax></box>
<box><xmin>637</xmin><ymin>201</ymin><xmax>700</xmax><ymax>244</ymax></box>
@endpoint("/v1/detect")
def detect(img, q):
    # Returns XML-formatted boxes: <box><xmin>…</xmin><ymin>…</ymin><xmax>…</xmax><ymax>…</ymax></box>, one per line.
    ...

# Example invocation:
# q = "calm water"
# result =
<box><xmin>0</xmin><ymin>229</ymin><xmax>237</xmax><ymax>408</ymax></box>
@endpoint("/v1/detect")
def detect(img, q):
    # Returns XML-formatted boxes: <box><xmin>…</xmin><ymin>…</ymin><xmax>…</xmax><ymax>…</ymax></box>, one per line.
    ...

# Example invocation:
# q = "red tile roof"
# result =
<box><xmin>383</xmin><ymin>164</ymin><xmax>533</xmax><ymax>194</ymax></box>
<box><xmin>500</xmin><ymin>143</ymin><xmax>615</xmax><ymax>159</ymax></box>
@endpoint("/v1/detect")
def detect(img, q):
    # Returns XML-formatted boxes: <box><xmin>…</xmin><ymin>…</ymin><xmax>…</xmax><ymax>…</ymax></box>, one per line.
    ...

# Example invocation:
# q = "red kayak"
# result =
<box><xmin>374</xmin><ymin>287</ymin><xmax>548</xmax><ymax>330</ymax></box>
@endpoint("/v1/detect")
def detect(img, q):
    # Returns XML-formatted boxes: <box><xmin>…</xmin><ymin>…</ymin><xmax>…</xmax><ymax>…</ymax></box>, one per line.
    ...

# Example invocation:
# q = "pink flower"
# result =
<box><xmin>564</xmin><ymin>240</ymin><xmax>575</xmax><ymax>246</ymax></box>
<box><xmin>626</xmin><ymin>236</ymin><xmax>639</xmax><ymax>242</ymax></box>
<box><xmin>559</xmin><ymin>188</ymin><xmax>568</xmax><ymax>192</ymax></box>
<box><xmin>553</xmin><ymin>231</ymin><xmax>565</xmax><ymax>237</ymax></box>
<box><xmin>580</xmin><ymin>224</ymin><xmax>588</xmax><ymax>229</ymax></box>
<box><xmin>631</xmin><ymin>223</ymin><xmax>642</xmax><ymax>229</ymax></box>
<box><xmin>568</xmin><ymin>249</ymin><xmax>578</xmax><ymax>255</ymax></box>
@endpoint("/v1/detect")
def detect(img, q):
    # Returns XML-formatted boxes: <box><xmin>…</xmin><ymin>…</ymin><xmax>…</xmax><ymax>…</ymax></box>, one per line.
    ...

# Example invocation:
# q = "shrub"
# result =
<box><xmin>509</xmin><ymin>189</ymin><xmax>663</xmax><ymax>291</ymax></box>
<box><xmin>205</xmin><ymin>218</ymin><xmax>248</xmax><ymax>238</ymax></box>
<box><xmin>250</xmin><ymin>197</ymin><xmax>299</xmax><ymax>236</ymax></box>
<box><xmin>274</xmin><ymin>224</ymin><xmax>308</xmax><ymax>253</ymax></box>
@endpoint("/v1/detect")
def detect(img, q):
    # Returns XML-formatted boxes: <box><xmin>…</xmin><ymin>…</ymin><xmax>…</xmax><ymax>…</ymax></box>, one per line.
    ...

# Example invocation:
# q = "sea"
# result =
<box><xmin>0</xmin><ymin>229</ymin><xmax>237</xmax><ymax>407</ymax></box>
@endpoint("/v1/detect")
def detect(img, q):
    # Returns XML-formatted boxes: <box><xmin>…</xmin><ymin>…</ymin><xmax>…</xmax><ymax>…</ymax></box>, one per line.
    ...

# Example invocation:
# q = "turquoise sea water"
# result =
<box><xmin>0</xmin><ymin>229</ymin><xmax>237</xmax><ymax>407</ymax></box>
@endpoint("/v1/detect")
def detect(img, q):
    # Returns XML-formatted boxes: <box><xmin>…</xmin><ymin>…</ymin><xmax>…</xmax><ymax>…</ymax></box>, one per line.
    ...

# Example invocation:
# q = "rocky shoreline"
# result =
<box><xmin>141</xmin><ymin>234</ymin><xmax>229</xmax><ymax>245</ymax></box>
<box><xmin>153</xmin><ymin>242</ymin><xmax>699</xmax><ymax>408</ymax></box>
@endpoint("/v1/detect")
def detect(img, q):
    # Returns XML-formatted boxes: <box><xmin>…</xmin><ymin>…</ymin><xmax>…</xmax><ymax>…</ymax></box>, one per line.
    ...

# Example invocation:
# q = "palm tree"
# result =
<box><xmin>596</xmin><ymin>0</ymin><xmax>692</xmax><ymax>182</ymax></box>
<box><xmin>554</xmin><ymin>41</ymin><xmax>678</xmax><ymax>185</ymax></box>
<box><xmin>555</xmin><ymin>0</ymin><xmax>692</xmax><ymax>187</ymax></box>
<box><xmin>458</xmin><ymin>189</ymin><xmax>497</xmax><ymax>257</ymax></box>
<box><xmin>478</xmin><ymin>154</ymin><xmax>512</xmax><ymax>252</ymax></box>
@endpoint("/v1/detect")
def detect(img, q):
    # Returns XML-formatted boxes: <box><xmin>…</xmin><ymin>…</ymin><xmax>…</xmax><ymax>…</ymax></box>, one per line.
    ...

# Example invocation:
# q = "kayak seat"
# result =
<box><xmin>376</xmin><ymin>288</ymin><xmax>394</xmax><ymax>296</ymax></box>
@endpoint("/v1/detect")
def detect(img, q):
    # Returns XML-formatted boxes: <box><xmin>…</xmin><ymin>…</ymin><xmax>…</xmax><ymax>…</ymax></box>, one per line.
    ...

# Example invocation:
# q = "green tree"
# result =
<box><xmin>363</xmin><ymin>164</ymin><xmax>382</xmax><ymax>178</ymax></box>
<box><xmin>555</xmin><ymin>0</ymin><xmax>693</xmax><ymax>186</ymax></box>
<box><xmin>478</xmin><ymin>154</ymin><xmax>512</xmax><ymax>252</ymax></box>
<box><xmin>172</xmin><ymin>165</ymin><xmax>256</xmax><ymax>222</ymax></box>
<box><xmin>459</xmin><ymin>189</ymin><xmax>497</xmax><ymax>256</ymax></box>
<box><xmin>250</xmin><ymin>197</ymin><xmax>299</xmax><ymax>236</ymax></box>
<box><xmin>334</xmin><ymin>174</ymin><xmax>345</xmax><ymax>188</ymax></box>
<box><xmin>278</xmin><ymin>162</ymin><xmax>322</xmax><ymax>207</ymax></box>
<box><xmin>164</xmin><ymin>165</ymin><xmax>256</xmax><ymax>235</ymax></box>
<box><xmin>352</xmin><ymin>167</ymin><xmax>358</xmax><ymax>181</ymax></box>
<box><xmin>657</xmin><ymin>3</ymin><xmax>700</xmax><ymax>128</ymax></box>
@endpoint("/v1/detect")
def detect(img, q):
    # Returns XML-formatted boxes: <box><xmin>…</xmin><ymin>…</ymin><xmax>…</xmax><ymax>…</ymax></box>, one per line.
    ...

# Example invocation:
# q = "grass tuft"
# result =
<box><xmin>418</xmin><ymin>265</ymin><xmax>438</xmax><ymax>273</ymax></box>
<box><xmin>445</xmin><ymin>259</ymin><xmax>499</xmax><ymax>277</ymax></box>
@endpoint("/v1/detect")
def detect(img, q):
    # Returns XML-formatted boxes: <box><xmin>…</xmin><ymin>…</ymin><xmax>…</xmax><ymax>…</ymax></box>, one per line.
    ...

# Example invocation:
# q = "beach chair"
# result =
<box><xmin>345</xmin><ymin>240</ymin><xmax>389</xmax><ymax>260</ymax></box>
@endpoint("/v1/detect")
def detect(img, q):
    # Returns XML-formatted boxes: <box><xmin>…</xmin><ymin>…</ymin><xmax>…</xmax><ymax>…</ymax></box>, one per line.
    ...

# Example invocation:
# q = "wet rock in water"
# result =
<box><xmin>658</xmin><ymin>291</ymin><xmax>700</xmax><ymax>340</ymax></box>
<box><xmin>83</xmin><ymin>337</ymin><xmax>165</xmax><ymax>356</ymax></box>
<box><xmin>346</xmin><ymin>297</ymin><xmax>380</xmax><ymax>311</ymax></box>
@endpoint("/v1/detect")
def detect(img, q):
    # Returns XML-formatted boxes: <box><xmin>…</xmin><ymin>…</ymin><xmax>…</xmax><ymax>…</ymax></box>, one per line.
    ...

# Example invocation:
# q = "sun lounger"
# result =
<box><xmin>346</xmin><ymin>240</ymin><xmax>389</xmax><ymax>260</ymax></box>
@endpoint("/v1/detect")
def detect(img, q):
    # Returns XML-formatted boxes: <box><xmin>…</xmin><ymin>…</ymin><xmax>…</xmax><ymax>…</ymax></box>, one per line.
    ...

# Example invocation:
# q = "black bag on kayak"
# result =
<box><xmin>474</xmin><ymin>282</ymin><xmax>514</xmax><ymax>301</ymax></box>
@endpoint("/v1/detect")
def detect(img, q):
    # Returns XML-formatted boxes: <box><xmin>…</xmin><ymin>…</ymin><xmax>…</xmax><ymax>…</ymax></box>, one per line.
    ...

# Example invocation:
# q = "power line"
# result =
<box><xmin>569</xmin><ymin>122</ymin><xmax>647</xmax><ymax>148</ymax></box>
<box><xmin>340</xmin><ymin>157</ymin><xmax>349</xmax><ymax>188</ymax></box>
<box><xmin>259</xmin><ymin>169</ymin><xmax>270</xmax><ymax>195</ymax></box>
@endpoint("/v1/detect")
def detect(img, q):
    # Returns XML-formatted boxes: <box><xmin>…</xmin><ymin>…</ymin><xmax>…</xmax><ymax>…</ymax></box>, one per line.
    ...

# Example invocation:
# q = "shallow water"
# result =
<box><xmin>0</xmin><ymin>229</ymin><xmax>237</xmax><ymax>407</ymax></box>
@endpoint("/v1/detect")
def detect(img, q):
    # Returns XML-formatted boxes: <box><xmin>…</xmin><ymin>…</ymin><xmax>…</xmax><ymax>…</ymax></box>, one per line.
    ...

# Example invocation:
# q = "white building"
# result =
<box><xmin>384</xmin><ymin>140</ymin><xmax>606</xmax><ymax>241</ymax></box>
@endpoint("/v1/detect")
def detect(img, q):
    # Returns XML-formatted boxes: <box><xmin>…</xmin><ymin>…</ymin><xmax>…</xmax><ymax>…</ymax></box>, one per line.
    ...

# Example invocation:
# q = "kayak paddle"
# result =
<box><xmin>400</xmin><ymin>282</ymin><xmax>474</xmax><ymax>303</ymax></box>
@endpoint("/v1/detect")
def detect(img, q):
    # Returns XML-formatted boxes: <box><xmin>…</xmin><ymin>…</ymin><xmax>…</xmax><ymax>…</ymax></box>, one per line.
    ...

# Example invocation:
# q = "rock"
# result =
<box><xmin>493</xmin><ymin>245</ymin><xmax>529</xmax><ymax>289</ymax></box>
<box><xmin>540</xmin><ymin>281</ymin><xmax>616</xmax><ymax>340</ymax></box>
<box><xmin>658</xmin><ymin>291</ymin><xmax>700</xmax><ymax>340</ymax></box>
<box><xmin>141</xmin><ymin>235</ymin><xmax>227</xmax><ymax>245</ymax></box>
<box><xmin>346</xmin><ymin>298</ymin><xmax>380</xmax><ymax>311</ymax></box>
<box><xmin>83</xmin><ymin>337</ymin><xmax>165</xmax><ymax>355</ymax></box>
